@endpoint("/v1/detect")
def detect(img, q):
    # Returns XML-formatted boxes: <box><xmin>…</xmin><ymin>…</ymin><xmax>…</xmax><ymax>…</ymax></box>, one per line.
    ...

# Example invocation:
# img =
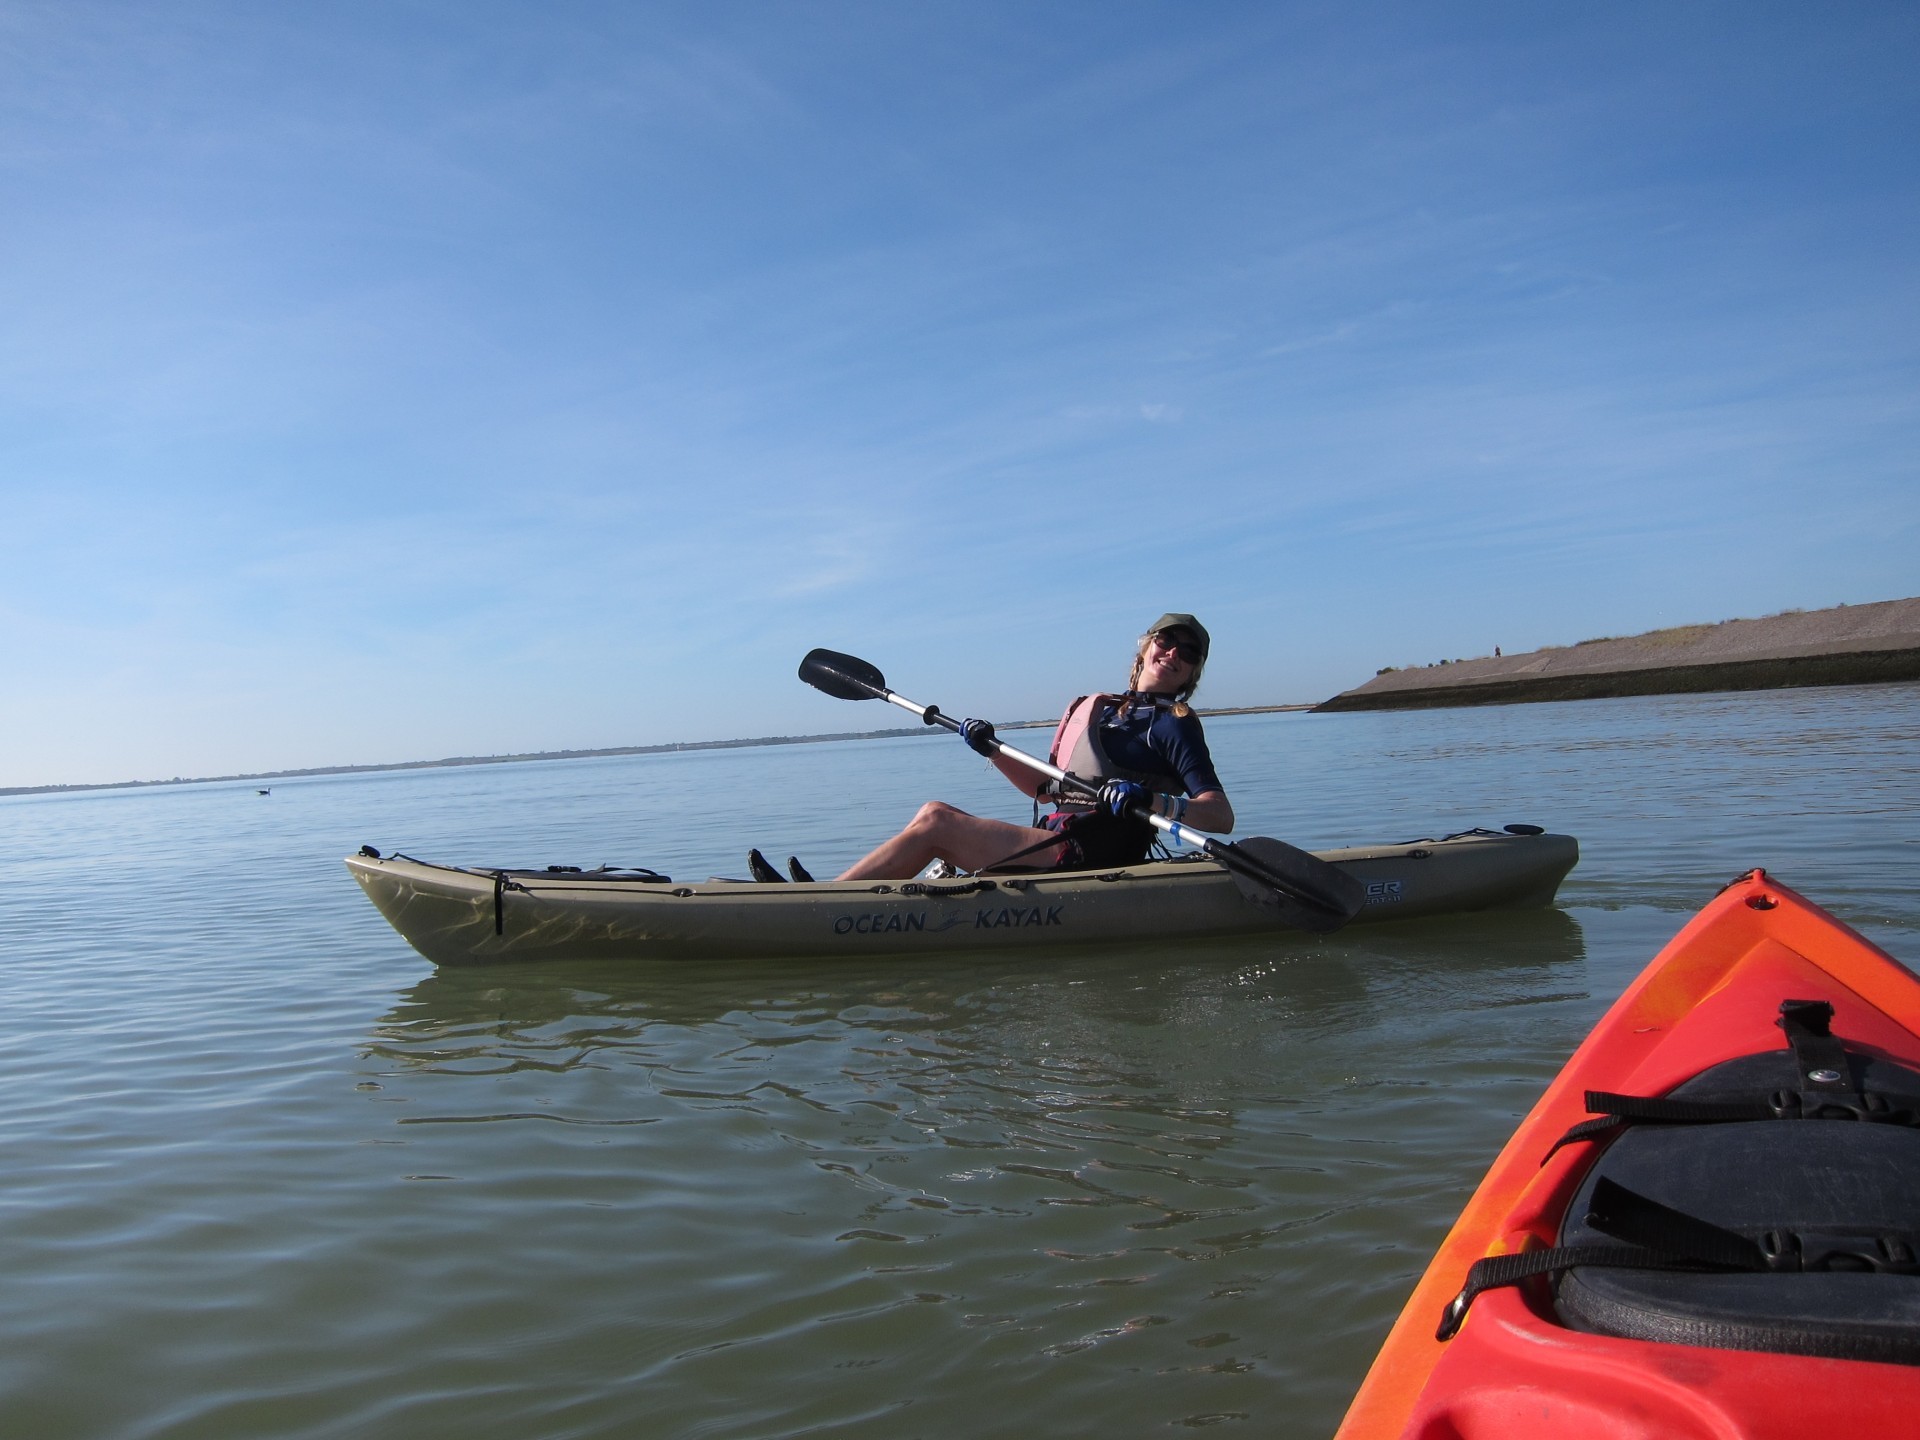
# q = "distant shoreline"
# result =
<box><xmin>22</xmin><ymin>597</ymin><xmax>1917</xmax><ymax>794</ymax></box>
<box><xmin>2</xmin><ymin>703</ymin><xmax>1315</xmax><ymax>798</ymax></box>
<box><xmin>1315</xmin><ymin>596</ymin><xmax>1920</xmax><ymax>713</ymax></box>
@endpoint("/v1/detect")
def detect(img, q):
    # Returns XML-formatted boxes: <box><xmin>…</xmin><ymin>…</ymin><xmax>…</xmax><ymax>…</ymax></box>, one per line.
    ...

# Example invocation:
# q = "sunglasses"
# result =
<box><xmin>1151</xmin><ymin>632</ymin><xmax>1203</xmax><ymax>665</ymax></box>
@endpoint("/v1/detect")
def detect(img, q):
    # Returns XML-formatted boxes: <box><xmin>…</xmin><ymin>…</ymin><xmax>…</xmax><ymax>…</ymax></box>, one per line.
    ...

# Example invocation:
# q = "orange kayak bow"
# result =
<box><xmin>1336</xmin><ymin>870</ymin><xmax>1920</xmax><ymax>1439</ymax></box>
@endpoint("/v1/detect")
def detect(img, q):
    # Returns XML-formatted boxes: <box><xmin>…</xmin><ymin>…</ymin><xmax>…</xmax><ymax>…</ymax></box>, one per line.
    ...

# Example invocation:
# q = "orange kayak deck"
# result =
<box><xmin>1335</xmin><ymin>870</ymin><xmax>1920</xmax><ymax>1439</ymax></box>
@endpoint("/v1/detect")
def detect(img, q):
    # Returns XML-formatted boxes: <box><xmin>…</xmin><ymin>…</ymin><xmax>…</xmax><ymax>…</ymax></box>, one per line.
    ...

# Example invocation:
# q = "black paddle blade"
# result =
<box><xmin>799</xmin><ymin>648</ymin><xmax>888</xmax><ymax>701</ymax></box>
<box><xmin>1223</xmin><ymin>836</ymin><xmax>1368</xmax><ymax>933</ymax></box>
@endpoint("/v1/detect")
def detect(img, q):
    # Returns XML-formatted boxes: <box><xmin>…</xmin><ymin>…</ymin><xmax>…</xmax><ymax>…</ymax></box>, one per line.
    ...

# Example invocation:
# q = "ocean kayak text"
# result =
<box><xmin>832</xmin><ymin>904</ymin><xmax>1066</xmax><ymax>935</ymax></box>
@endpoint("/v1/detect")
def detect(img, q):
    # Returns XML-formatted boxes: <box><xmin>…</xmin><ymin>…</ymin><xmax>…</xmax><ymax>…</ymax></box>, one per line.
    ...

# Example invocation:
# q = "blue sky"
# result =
<box><xmin>4</xmin><ymin>2</ymin><xmax>1916</xmax><ymax>788</ymax></box>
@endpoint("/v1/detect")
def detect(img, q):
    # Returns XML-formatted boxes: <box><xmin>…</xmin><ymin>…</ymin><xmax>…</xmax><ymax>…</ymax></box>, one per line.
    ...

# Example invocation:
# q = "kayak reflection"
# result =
<box><xmin>360</xmin><ymin>907</ymin><xmax>1586</xmax><ymax>1091</ymax></box>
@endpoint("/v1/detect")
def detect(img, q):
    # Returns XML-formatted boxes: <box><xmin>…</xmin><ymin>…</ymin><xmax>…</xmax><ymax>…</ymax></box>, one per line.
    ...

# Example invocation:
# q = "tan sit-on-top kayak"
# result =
<box><xmin>345</xmin><ymin>826</ymin><xmax>1578</xmax><ymax>965</ymax></box>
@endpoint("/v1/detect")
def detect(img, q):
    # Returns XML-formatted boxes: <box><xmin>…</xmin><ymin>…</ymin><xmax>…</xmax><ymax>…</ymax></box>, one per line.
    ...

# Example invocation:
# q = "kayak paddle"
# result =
<box><xmin>798</xmin><ymin>647</ymin><xmax>1367</xmax><ymax>932</ymax></box>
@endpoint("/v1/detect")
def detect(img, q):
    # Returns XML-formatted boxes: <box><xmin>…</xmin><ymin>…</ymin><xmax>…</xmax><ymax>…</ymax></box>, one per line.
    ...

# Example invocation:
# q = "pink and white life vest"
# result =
<box><xmin>1043</xmin><ymin>694</ymin><xmax>1177</xmax><ymax>812</ymax></box>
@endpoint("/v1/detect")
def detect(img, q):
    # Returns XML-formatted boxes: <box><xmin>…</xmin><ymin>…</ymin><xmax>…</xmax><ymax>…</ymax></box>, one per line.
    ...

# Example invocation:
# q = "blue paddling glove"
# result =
<box><xmin>959</xmin><ymin>718</ymin><xmax>996</xmax><ymax>756</ymax></box>
<box><xmin>1099</xmin><ymin>779</ymin><xmax>1146</xmax><ymax>818</ymax></box>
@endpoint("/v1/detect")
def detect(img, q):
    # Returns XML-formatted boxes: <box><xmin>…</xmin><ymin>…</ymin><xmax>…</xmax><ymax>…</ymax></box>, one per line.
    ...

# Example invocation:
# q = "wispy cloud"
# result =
<box><xmin>3</xmin><ymin>2</ymin><xmax>1916</xmax><ymax>785</ymax></box>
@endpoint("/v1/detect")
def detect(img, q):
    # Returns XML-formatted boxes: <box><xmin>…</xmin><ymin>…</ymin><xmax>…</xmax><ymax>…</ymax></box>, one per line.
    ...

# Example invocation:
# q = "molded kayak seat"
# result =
<box><xmin>1555</xmin><ymin>1042</ymin><xmax>1920</xmax><ymax>1365</ymax></box>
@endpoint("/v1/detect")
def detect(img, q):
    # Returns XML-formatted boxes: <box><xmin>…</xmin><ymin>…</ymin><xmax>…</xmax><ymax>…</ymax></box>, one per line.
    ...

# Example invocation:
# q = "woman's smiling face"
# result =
<box><xmin>1139</xmin><ymin>629</ymin><xmax>1200</xmax><ymax>693</ymax></box>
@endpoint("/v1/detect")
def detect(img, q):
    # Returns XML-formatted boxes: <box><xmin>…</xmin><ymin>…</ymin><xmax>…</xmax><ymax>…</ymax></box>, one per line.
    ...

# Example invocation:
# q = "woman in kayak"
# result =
<box><xmin>830</xmin><ymin>613</ymin><xmax>1233</xmax><ymax>880</ymax></box>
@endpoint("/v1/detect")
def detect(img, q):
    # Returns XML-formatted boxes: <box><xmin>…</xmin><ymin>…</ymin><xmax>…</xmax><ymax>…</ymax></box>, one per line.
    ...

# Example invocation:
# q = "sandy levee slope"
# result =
<box><xmin>1314</xmin><ymin>597</ymin><xmax>1920</xmax><ymax>711</ymax></box>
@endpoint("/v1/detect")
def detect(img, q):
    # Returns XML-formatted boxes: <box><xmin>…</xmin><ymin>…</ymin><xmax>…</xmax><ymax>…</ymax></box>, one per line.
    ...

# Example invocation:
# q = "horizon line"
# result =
<box><xmin>2</xmin><ymin>704</ymin><xmax>1316</xmax><ymax>798</ymax></box>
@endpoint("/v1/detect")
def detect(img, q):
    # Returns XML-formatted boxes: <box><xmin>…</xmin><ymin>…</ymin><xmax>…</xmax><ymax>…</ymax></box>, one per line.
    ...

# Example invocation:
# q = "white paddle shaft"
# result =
<box><xmin>875</xmin><ymin>688</ymin><xmax>1207</xmax><ymax>848</ymax></box>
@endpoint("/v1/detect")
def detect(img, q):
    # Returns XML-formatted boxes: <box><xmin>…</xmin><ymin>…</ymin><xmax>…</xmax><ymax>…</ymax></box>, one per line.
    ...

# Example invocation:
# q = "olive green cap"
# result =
<box><xmin>1149</xmin><ymin>612</ymin><xmax>1209</xmax><ymax>659</ymax></box>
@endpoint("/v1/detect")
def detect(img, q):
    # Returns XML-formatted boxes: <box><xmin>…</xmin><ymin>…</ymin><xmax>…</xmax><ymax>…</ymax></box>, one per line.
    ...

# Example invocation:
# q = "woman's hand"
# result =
<box><xmin>1099</xmin><ymin>780</ymin><xmax>1149</xmax><ymax>818</ymax></box>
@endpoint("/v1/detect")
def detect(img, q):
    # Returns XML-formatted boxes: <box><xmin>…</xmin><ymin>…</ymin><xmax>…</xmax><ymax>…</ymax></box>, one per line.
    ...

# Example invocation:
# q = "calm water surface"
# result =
<box><xmin>3</xmin><ymin>684</ymin><xmax>1917</xmax><ymax>1438</ymax></box>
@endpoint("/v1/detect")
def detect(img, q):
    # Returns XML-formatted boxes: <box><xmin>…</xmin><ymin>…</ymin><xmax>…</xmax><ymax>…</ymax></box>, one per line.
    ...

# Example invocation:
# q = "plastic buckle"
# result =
<box><xmin>1762</xmin><ymin>1230</ymin><xmax>1920</xmax><ymax>1274</ymax></box>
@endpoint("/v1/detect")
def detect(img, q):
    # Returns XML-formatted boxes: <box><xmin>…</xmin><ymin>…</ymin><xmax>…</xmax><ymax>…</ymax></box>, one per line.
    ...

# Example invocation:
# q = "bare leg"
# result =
<box><xmin>836</xmin><ymin>801</ymin><xmax>1065</xmax><ymax>881</ymax></box>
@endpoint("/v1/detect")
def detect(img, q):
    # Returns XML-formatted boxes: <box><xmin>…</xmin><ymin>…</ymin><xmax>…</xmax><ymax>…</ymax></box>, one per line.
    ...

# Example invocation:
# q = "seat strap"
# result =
<box><xmin>979</xmin><ymin>828</ymin><xmax>1073</xmax><ymax>873</ymax></box>
<box><xmin>1544</xmin><ymin>1093</ymin><xmax>1777</xmax><ymax>1158</ymax></box>
<box><xmin>1542</xmin><ymin>999</ymin><xmax>1920</xmax><ymax>1161</ymax></box>
<box><xmin>1781</xmin><ymin>998</ymin><xmax>1857</xmax><ymax>1099</ymax></box>
<box><xmin>1436</xmin><ymin>1176</ymin><xmax>1920</xmax><ymax>1340</ymax></box>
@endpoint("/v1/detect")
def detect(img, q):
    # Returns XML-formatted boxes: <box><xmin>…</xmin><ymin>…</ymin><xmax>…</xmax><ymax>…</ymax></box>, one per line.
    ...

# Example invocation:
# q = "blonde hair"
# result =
<box><xmin>1127</xmin><ymin>631</ymin><xmax>1204</xmax><ymax>717</ymax></box>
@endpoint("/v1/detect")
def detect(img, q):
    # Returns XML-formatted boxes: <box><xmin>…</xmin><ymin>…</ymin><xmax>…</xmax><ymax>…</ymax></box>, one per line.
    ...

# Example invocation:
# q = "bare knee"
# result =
<box><xmin>907</xmin><ymin>801</ymin><xmax>965</xmax><ymax>834</ymax></box>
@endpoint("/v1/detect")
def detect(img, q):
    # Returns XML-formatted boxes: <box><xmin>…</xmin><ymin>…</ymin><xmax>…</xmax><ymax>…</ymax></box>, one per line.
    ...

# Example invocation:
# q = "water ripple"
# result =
<box><xmin>1</xmin><ymin>687</ymin><xmax>1916</xmax><ymax>1436</ymax></box>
